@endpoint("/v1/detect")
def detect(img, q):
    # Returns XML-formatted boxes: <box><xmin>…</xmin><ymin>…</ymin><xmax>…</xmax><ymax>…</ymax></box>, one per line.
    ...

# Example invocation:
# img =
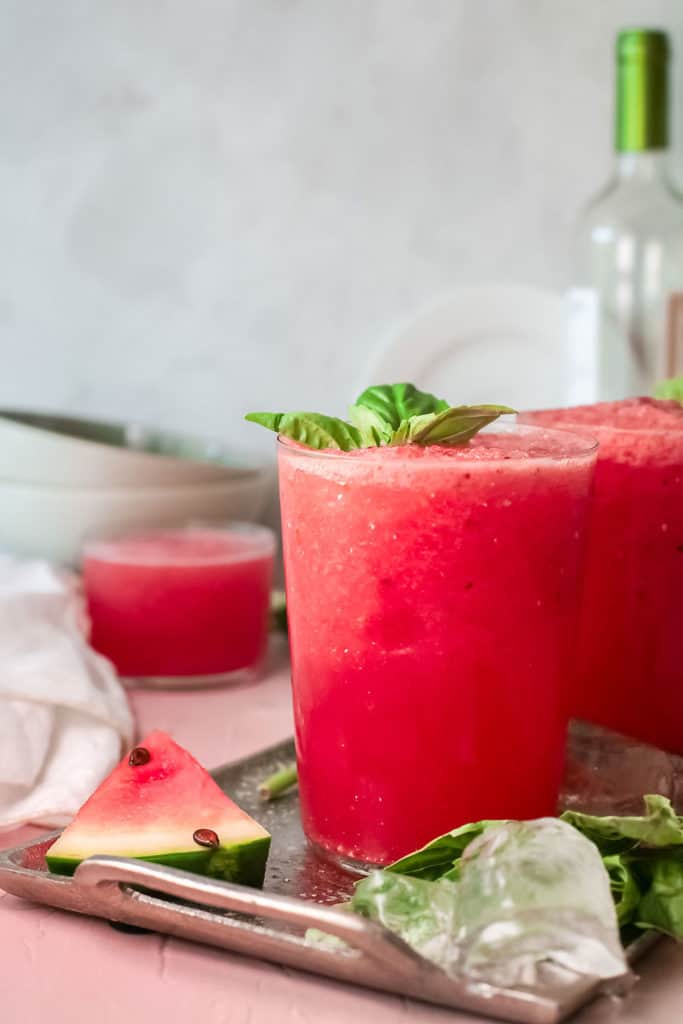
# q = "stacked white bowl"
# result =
<box><xmin>0</xmin><ymin>411</ymin><xmax>272</xmax><ymax>565</ymax></box>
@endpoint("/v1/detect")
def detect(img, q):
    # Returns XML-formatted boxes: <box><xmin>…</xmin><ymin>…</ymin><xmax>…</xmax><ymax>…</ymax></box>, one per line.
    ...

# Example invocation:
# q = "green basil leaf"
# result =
<box><xmin>634</xmin><ymin>857</ymin><xmax>683</xmax><ymax>939</ymax></box>
<box><xmin>354</xmin><ymin>383</ymin><xmax>449</xmax><ymax>430</ymax></box>
<box><xmin>603</xmin><ymin>854</ymin><xmax>641</xmax><ymax>926</ymax></box>
<box><xmin>411</xmin><ymin>404</ymin><xmax>517</xmax><ymax>446</ymax></box>
<box><xmin>348</xmin><ymin>404</ymin><xmax>392</xmax><ymax>446</ymax></box>
<box><xmin>561</xmin><ymin>795</ymin><xmax>683</xmax><ymax>855</ymax></box>
<box><xmin>388</xmin><ymin>420</ymin><xmax>410</xmax><ymax>445</ymax></box>
<box><xmin>384</xmin><ymin>413</ymin><xmax>439</xmax><ymax>446</ymax></box>
<box><xmin>247</xmin><ymin>387</ymin><xmax>516</xmax><ymax>451</ymax></box>
<box><xmin>386</xmin><ymin>820</ymin><xmax>494</xmax><ymax>880</ymax></box>
<box><xmin>655</xmin><ymin>376</ymin><xmax>683</xmax><ymax>403</ymax></box>
<box><xmin>244</xmin><ymin>412</ymin><xmax>361</xmax><ymax>451</ymax></box>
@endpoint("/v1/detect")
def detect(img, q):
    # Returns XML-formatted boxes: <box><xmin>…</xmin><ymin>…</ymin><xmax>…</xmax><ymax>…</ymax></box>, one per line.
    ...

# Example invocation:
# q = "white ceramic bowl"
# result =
<box><xmin>0</xmin><ymin>471</ymin><xmax>273</xmax><ymax>566</ymax></box>
<box><xmin>0</xmin><ymin>410</ymin><xmax>254</xmax><ymax>486</ymax></box>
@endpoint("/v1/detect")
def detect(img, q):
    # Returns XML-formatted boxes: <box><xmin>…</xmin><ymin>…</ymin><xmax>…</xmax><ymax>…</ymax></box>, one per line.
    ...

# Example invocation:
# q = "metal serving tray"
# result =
<box><xmin>0</xmin><ymin>738</ymin><xmax>658</xmax><ymax>1024</ymax></box>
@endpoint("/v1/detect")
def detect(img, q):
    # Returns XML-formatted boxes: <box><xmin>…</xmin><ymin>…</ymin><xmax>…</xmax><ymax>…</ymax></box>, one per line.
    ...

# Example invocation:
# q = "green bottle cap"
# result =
<box><xmin>616</xmin><ymin>29</ymin><xmax>670</xmax><ymax>152</ymax></box>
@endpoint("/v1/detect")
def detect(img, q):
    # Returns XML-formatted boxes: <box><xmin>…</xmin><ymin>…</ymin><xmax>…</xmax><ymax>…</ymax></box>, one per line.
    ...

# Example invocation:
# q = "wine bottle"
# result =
<box><xmin>567</xmin><ymin>29</ymin><xmax>683</xmax><ymax>402</ymax></box>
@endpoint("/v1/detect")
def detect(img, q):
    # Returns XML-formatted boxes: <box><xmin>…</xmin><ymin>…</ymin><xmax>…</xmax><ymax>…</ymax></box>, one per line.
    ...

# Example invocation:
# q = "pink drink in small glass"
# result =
<box><xmin>278</xmin><ymin>427</ymin><xmax>596</xmax><ymax>867</ymax></box>
<box><xmin>83</xmin><ymin>525</ymin><xmax>275</xmax><ymax>684</ymax></box>
<box><xmin>522</xmin><ymin>398</ymin><xmax>683</xmax><ymax>753</ymax></box>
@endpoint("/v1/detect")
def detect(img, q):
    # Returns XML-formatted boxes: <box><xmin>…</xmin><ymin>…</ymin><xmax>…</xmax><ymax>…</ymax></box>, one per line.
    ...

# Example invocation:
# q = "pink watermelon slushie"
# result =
<box><xmin>522</xmin><ymin>398</ymin><xmax>683</xmax><ymax>753</ymax></box>
<box><xmin>279</xmin><ymin>427</ymin><xmax>597</xmax><ymax>867</ymax></box>
<box><xmin>84</xmin><ymin>525</ymin><xmax>275</xmax><ymax>684</ymax></box>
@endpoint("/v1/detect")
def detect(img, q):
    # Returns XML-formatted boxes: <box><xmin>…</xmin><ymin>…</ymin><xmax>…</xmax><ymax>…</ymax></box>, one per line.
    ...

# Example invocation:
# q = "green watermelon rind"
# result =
<box><xmin>46</xmin><ymin>835</ymin><xmax>271</xmax><ymax>888</ymax></box>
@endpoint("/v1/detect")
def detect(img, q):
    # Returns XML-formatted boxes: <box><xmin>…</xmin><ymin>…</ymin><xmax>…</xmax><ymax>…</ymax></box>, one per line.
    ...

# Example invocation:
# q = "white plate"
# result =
<box><xmin>0</xmin><ymin>472</ymin><xmax>272</xmax><ymax>566</ymax></box>
<box><xmin>0</xmin><ymin>410</ymin><xmax>258</xmax><ymax>487</ymax></box>
<box><xmin>358</xmin><ymin>285</ymin><xmax>567</xmax><ymax>411</ymax></box>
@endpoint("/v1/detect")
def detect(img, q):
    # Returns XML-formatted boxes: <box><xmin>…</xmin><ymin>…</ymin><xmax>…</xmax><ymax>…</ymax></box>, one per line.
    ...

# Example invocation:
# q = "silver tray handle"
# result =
<box><xmin>74</xmin><ymin>856</ymin><xmax>432</xmax><ymax>982</ymax></box>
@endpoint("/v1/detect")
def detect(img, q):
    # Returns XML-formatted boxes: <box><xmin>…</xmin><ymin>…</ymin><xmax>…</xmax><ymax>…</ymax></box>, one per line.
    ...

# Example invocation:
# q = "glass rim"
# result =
<box><xmin>519</xmin><ymin>410</ymin><xmax>683</xmax><ymax>439</ymax></box>
<box><xmin>276</xmin><ymin>421</ymin><xmax>599</xmax><ymax>463</ymax></box>
<box><xmin>82</xmin><ymin>520</ymin><xmax>277</xmax><ymax>567</ymax></box>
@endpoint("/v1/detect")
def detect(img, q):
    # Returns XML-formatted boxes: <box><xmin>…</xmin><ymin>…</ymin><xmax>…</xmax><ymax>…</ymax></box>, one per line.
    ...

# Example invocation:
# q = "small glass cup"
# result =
<box><xmin>278</xmin><ymin>424</ymin><xmax>597</xmax><ymax>870</ymax></box>
<box><xmin>82</xmin><ymin>522</ymin><xmax>276</xmax><ymax>688</ymax></box>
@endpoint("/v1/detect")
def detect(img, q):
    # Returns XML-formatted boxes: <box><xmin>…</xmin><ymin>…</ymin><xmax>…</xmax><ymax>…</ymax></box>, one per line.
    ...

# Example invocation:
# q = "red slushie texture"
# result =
<box><xmin>279</xmin><ymin>430</ymin><xmax>596</xmax><ymax>865</ymax></box>
<box><xmin>522</xmin><ymin>398</ymin><xmax>683</xmax><ymax>753</ymax></box>
<box><xmin>84</xmin><ymin>527</ymin><xmax>274</xmax><ymax>678</ymax></box>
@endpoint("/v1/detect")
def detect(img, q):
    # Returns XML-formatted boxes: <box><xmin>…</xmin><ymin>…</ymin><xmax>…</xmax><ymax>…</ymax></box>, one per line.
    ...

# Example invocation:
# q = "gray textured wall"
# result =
<box><xmin>1</xmin><ymin>1</ymin><xmax>681</xmax><ymax>455</ymax></box>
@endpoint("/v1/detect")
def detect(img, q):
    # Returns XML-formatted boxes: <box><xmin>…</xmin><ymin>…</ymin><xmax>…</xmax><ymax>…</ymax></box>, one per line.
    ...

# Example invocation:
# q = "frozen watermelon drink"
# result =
<box><xmin>522</xmin><ymin>398</ymin><xmax>683</xmax><ymax>753</ymax></box>
<box><xmin>83</xmin><ymin>524</ymin><xmax>275</xmax><ymax>686</ymax></box>
<box><xmin>279</xmin><ymin>432</ymin><xmax>596</xmax><ymax>866</ymax></box>
<box><xmin>255</xmin><ymin>389</ymin><xmax>597</xmax><ymax>868</ymax></box>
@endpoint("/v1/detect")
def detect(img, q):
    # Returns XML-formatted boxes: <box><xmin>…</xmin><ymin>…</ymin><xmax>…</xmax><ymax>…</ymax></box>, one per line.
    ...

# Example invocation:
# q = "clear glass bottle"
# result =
<box><xmin>567</xmin><ymin>30</ymin><xmax>683</xmax><ymax>402</ymax></box>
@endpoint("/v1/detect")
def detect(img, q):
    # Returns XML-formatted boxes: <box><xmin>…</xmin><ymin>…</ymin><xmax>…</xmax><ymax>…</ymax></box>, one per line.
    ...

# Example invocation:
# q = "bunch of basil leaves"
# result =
<box><xmin>246</xmin><ymin>383</ymin><xmax>515</xmax><ymax>449</ymax></box>
<box><xmin>357</xmin><ymin>795</ymin><xmax>683</xmax><ymax>943</ymax></box>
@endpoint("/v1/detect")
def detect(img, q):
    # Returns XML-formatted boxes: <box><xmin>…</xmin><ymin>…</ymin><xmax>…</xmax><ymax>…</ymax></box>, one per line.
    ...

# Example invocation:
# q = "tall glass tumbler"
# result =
<box><xmin>279</xmin><ymin>426</ymin><xmax>597</xmax><ymax>869</ymax></box>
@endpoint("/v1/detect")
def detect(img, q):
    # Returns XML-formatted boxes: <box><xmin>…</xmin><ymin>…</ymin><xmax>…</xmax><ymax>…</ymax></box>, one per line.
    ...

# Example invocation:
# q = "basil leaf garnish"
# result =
<box><xmin>354</xmin><ymin>383</ymin><xmax>449</xmax><ymax>430</ymax></box>
<box><xmin>348</xmin><ymin>404</ymin><xmax>393</xmax><ymax>446</ymax></box>
<box><xmin>244</xmin><ymin>412</ymin><xmax>361</xmax><ymax>451</ymax></box>
<box><xmin>246</xmin><ymin>383</ymin><xmax>516</xmax><ymax>450</ymax></box>
<box><xmin>410</xmin><ymin>404</ymin><xmax>517</xmax><ymax>446</ymax></box>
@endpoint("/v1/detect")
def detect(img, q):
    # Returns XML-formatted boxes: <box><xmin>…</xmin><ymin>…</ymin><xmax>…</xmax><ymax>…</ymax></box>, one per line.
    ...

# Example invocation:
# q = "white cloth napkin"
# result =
<box><xmin>0</xmin><ymin>555</ymin><xmax>133</xmax><ymax>831</ymax></box>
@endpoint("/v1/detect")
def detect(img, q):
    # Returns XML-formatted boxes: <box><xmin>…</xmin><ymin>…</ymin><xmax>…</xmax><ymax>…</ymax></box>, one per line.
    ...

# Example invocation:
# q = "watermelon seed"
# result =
<box><xmin>193</xmin><ymin>828</ymin><xmax>220</xmax><ymax>848</ymax></box>
<box><xmin>128</xmin><ymin>746</ymin><xmax>151</xmax><ymax>767</ymax></box>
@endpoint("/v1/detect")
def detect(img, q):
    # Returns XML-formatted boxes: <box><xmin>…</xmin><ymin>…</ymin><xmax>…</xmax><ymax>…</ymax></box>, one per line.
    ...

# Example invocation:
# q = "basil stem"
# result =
<box><xmin>259</xmin><ymin>763</ymin><xmax>298</xmax><ymax>801</ymax></box>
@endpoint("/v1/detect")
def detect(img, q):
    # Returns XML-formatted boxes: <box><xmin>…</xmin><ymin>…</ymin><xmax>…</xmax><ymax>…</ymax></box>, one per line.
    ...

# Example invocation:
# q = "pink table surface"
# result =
<box><xmin>1</xmin><ymin>644</ymin><xmax>682</xmax><ymax>1024</ymax></box>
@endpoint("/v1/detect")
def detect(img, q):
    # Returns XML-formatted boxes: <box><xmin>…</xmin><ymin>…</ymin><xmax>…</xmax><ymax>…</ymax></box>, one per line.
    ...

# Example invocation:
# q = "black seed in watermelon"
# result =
<box><xmin>46</xmin><ymin>730</ymin><xmax>271</xmax><ymax>887</ymax></box>
<box><xmin>193</xmin><ymin>828</ymin><xmax>220</xmax><ymax>848</ymax></box>
<box><xmin>128</xmin><ymin>746</ymin><xmax>151</xmax><ymax>767</ymax></box>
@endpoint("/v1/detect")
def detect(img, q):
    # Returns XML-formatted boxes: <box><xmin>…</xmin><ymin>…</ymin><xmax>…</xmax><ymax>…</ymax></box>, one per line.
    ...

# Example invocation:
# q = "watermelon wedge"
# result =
<box><xmin>46</xmin><ymin>730</ymin><xmax>271</xmax><ymax>887</ymax></box>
